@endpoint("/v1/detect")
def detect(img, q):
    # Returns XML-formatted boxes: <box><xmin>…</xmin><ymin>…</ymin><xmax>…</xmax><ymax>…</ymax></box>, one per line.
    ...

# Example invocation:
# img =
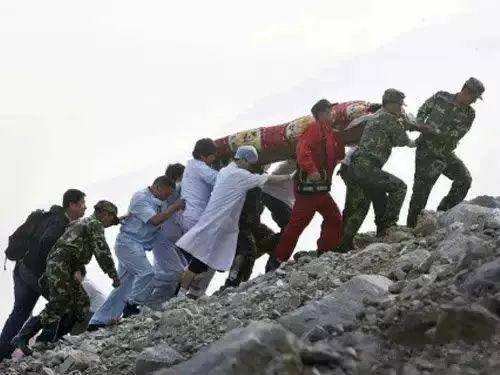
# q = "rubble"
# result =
<box><xmin>2</xmin><ymin>198</ymin><xmax>500</xmax><ymax>374</ymax></box>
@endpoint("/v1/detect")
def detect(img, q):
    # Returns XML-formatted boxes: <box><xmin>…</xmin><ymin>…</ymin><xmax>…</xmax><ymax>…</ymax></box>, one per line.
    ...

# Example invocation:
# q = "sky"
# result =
<box><xmin>1</xmin><ymin>0</ymin><xmax>498</xmax><ymax>323</ymax></box>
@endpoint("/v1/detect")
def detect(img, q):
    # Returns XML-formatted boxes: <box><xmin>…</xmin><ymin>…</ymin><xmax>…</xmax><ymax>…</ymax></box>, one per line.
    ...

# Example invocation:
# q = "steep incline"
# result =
<box><xmin>3</xmin><ymin>196</ymin><xmax>500</xmax><ymax>375</ymax></box>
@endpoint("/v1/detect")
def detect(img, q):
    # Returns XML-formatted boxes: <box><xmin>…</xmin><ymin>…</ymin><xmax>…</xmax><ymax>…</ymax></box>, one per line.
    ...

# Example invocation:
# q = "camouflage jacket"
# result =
<box><xmin>354</xmin><ymin>109</ymin><xmax>411</xmax><ymax>168</ymax></box>
<box><xmin>47</xmin><ymin>215</ymin><xmax>118</xmax><ymax>279</ymax></box>
<box><xmin>416</xmin><ymin>91</ymin><xmax>475</xmax><ymax>159</ymax></box>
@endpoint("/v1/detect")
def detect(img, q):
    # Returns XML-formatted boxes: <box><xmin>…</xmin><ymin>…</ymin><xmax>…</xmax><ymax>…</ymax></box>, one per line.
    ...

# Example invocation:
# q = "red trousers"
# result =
<box><xmin>275</xmin><ymin>192</ymin><xmax>342</xmax><ymax>261</ymax></box>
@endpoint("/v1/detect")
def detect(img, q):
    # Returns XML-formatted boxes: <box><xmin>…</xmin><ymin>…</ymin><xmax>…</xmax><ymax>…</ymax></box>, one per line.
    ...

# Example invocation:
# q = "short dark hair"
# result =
<box><xmin>192</xmin><ymin>138</ymin><xmax>217</xmax><ymax>160</ymax></box>
<box><xmin>311</xmin><ymin>99</ymin><xmax>334</xmax><ymax>119</ymax></box>
<box><xmin>165</xmin><ymin>163</ymin><xmax>185</xmax><ymax>181</ymax></box>
<box><xmin>153</xmin><ymin>176</ymin><xmax>175</xmax><ymax>189</ymax></box>
<box><xmin>63</xmin><ymin>189</ymin><xmax>86</xmax><ymax>209</ymax></box>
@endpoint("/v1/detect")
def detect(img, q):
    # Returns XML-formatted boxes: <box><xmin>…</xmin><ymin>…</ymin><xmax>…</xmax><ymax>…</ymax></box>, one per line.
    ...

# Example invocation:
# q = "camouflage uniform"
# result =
<box><xmin>339</xmin><ymin>163</ymin><xmax>386</xmax><ymax>250</ymax></box>
<box><xmin>407</xmin><ymin>91</ymin><xmax>475</xmax><ymax>227</ymax></box>
<box><xmin>347</xmin><ymin>106</ymin><xmax>411</xmax><ymax>235</ymax></box>
<box><xmin>39</xmin><ymin>215</ymin><xmax>118</xmax><ymax>327</ymax></box>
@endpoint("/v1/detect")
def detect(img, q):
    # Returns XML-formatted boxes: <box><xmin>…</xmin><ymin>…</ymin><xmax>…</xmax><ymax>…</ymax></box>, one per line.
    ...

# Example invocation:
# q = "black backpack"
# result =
<box><xmin>4</xmin><ymin>210</ymin><xmax>52</xmax><ymax>261</ymax></box>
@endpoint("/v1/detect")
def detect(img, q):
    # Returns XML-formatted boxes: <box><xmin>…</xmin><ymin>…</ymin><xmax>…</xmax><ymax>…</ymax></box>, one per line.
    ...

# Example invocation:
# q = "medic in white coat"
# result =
<box><xmin>176</xmin><ymin>145</ymin><xmax>293</xmax><ymax>294</ymax></box>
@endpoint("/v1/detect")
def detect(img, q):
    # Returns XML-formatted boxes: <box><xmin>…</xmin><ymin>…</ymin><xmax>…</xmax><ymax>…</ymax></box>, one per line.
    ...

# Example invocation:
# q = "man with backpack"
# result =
<box><xmin>12</xmin><ymin>200</ymin><xmax>121</xmax><ymax>355</ymax></box>
<box><xmin>0</xmin><ymin>189</ymin><xmax>86</xmax><ymax>362</ymax></box>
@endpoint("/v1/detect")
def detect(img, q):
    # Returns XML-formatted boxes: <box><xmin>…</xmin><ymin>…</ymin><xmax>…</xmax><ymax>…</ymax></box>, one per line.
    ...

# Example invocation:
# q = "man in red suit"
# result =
<box><xmin>272</xmin><ymin>99</ymin><xmax>345</xmax><ymax>264</ymax></box>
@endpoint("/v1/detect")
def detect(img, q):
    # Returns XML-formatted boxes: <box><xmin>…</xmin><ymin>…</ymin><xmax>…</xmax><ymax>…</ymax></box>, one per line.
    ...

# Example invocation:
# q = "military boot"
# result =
<box><xmin>36</xmin><ymin>322</ymin><xmax>60</xmax><ymax>344</ymax></box>
<box><xmin>11</xmin><ymin>316</ymin><xmax>42</xmax><ymax>356</ymax></box>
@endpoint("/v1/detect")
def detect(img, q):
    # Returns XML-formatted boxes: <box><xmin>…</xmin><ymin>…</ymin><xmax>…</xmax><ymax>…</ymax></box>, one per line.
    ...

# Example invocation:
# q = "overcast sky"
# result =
<box><xmin>1</xmin><ymin>0</ymin><xmax>498</xmax><ymax>322</ymax></box>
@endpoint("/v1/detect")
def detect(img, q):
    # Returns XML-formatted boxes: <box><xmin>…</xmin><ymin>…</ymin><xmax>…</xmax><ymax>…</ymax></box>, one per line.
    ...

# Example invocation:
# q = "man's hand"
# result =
<box><xmin>308</xmin><ymin>172</ymin><xmax>322</xmax><ymax>182</ymax></box>
<box><xmin>416</xmin><ymin>124</ymin><xmax>441</xmax><ymax>136</ymax></box>
<box><xmin>74</xmin><ymin>270</ymin><xmax>83</xmax><ymax>283</ymax></box>
<box><xmin>112</xmin><ymin>276</ymin><xmax>121</xmax><ymax>288</ymax></box>
<box><xmin>172</xmin><ymin>199</ymin><xmax>186</xmax><ymax>211</ymax></box>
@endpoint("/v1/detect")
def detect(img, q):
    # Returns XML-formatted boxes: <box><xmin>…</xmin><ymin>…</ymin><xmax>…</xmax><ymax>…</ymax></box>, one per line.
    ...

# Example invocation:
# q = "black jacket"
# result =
<box><xmin>22</xmin><ymin>205</ymin><xmax>69</xmax><ymax>278</ymax></box>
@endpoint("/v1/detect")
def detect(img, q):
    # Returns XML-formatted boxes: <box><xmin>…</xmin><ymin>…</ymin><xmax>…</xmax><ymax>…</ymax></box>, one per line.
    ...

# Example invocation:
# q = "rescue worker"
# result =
<box><xmin>0</xmin><ymin>189</ymin><xmax>86</xmax><ymax>361</ymax></box>
<box><xmin>148</xmin><ymin>163</ymin><xmax>188</xmax><ymax>307</ymax></box>
<box><xmin>12</xmin><ymin>201</ymin><xmax>121</xmax><ymax>355</ymax></box>
<box><xmin>177</xmin><ymin>138</ymin><xmax>219</xmax><ymax>299</ymax></box>
<box><xmin>88</xmin><ymin>176</ymin><xmax>184</xmax><ymax>330</ymax></box>
<box><xmin>272</xmin><ymin>99</ymin><xmax>345</xmax><ymax>265</ymax></box>
<box><xmin>343</xmin><ymin>89</ymin><xmax>435</xmax><ymax>240</ymax></box>
<box><xmin>176</xmin><ymin>146</ymin><xmax>292</xmax><ymax>296</ymax></box>
<box><xmin>407</xmin><ymin>77</ymin><xmax>485</xmax><ymax>227</ymax></box>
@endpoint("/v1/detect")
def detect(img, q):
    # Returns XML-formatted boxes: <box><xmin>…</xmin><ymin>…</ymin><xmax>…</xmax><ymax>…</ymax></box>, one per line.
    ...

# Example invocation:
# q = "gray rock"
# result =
<box><xmin>459</xmin><ymin>259</ymin><xmax>500</xmax><ymax>298</ymax></box>
<box><xmin>435</xmin><ymin>232</ymin><xmax>488</xmax><ymax>264</ymax></box>
<box><xmin>434</xmin><ymin>304</ymin><xmax>499</xmax><ymax>344</ymax></box>
<box><xmin>300</xmin><ymin>347</ymin><xmax>341</xmax><ymax>366</ymax></box>
<box><xmin>438</xmin><ymin>203</ymin><xmax>497</xmax><ymax>229</ymax></box>
<box><xmin>413</xmin><ymin>211</ymin><xmax>439</xmax><ymax>236</ymax></box>
<box><xmin>469</xmin><ymin>196</ymin><xmax>500</xmax><ymax>209</ymax></box>
<box><xmin>279</xmin><ymin>275</ymin><xmax>391</xmax><ymax>337</ymax></box>
<box><xmin>289</xmin><ymin>271</ymin><xmax>309</xmax><ymax>289</ymax></box>
<box><xmin>136</xmin><ymin>344</ymin><xmax>184</xmax><ymax>375</ymax></box>
<box><xmin>155</xmin><ymin>322</ymin><xmax>303</xmax><ymax>375</ymax></box>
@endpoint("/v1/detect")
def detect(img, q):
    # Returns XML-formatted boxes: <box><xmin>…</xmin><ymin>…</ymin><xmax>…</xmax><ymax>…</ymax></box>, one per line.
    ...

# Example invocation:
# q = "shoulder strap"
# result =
<box><xmin>318</xmin><ymin>124</ymin><xmax>329</xmax><ymax>179</ymax></box>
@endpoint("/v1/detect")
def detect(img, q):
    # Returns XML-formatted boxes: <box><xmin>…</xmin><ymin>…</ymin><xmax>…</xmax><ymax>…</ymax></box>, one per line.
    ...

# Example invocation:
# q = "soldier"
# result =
<box><xmin>407</xmin><ymin>78</ymin><xmax>485</xmax><ymax>227</ymax></box>
<box><xmin>12</xmin><ymin>201</ymin><xmax>121</xmax><ymax>355</ymax></box>
<box><xmin>343</xmin><ymin>89</ymin><xmax>431</xmax><ymax>240</ymax></box>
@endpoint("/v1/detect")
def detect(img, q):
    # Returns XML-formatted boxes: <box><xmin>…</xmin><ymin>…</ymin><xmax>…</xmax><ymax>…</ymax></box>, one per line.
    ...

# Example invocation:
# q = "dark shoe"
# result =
<box><xmin>87</xmin><ymin>323</ymin><xmax>106</xmax><ymax>332</ymax></box>
<box><xmin>122</xmin><ymin>302</ymin><xmax>140</xmax><ymax>319</ymax></box>
<box><xmin>293</xmin><ymin>250</ymin><xmax>321</xmax><ymax>260</ymax></box>
<box><xmin>0</xmin><ymin>343</ymin><xmax>15</xmax><ymax>362</ymax></box>
<box><xmin>186</xmin><ymin>293</ymin><xmax>199</xmax><ymax>300</ymax></box>
<box><xmin>11</xmin><ymin>316</ymin><xmax>42</xmax><ymax>356</ymax></box>
<box><xmin>265</xmin><ymin>255</ymin><xmax>282</xmax><ymax>273</ymax></box>
<box><xmin>36</xmin><ymin>322</ymin><xmax>59</xmax><ymax>344</ymax></box>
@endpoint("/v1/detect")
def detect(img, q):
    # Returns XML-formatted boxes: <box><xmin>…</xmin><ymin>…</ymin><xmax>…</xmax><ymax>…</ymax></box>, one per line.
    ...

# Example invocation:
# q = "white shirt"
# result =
<box><xmin>179</xmin><ymin>159</ymin><xmax>218</xmax><ymax>232</ymax></box>
<box><xmin>262</xmin><ymin>160</ymin><xmax>296</xmax><ymax>208</ymax></box>
<box><xmin>176</xmin><ymin>162</ymin><xmax>269</xmax><ymax>271</ymax></box>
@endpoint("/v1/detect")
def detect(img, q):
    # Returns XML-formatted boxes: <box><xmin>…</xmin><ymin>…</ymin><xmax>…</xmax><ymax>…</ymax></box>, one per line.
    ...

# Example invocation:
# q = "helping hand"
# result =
<box><xmin>112</xmin><ymin>276</ymin><xmax>121</xmax><ymax>288</ymax></box>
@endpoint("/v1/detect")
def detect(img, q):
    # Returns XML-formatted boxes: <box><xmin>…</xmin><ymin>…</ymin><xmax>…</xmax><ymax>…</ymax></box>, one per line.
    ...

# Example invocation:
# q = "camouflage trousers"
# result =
<box><xmin>407</xmin><ymin>147</ymin><xmax>472</xmax><ymax>228</ymax></box>
<box><xmin>39</xmin><ymin>256</ymin><xmax>90</xmax><ymax>327</ymax></box>
<box><xmin>226</xmin><ymin>223</ymin><xmax>277</xmax><ymax>287</ymax></box>
<box><xmin>339</xmin><ymin>164</ymin><xmax>386</xmax><ymax>251</ymax></box>
<box><xmin>349</xmin><ymin>157</ymin><xmax>407</xmax><ymax>234</ymax></box>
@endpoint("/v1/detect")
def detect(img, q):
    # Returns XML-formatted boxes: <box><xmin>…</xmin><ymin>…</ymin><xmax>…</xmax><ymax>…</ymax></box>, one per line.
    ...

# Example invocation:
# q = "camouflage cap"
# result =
<box><xmin>94</xmin><ymin>200</ymin><xmax>118</xmax><ymax>216</ymax></box>
<box><xmin>382</xmin><ymin>88</ymin><xmax>406</xmax><ymax>105</ymax></box>
<box><xmin>464</xmin><ymin>77</ymin><xmax>485</xmax><ymax>99</ymax></box>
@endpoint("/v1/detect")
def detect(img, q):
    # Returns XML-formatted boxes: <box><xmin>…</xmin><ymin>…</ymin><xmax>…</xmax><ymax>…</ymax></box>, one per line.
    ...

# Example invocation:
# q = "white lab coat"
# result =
<box><xmin>176</xmin><ymin>162</ymin><xmax>269</xmax><ymax>271</ymax></box>
<box><xmin>179</xmin><ymin>159</ymin><xmax>218</xmax><ymax>232</ymax></box>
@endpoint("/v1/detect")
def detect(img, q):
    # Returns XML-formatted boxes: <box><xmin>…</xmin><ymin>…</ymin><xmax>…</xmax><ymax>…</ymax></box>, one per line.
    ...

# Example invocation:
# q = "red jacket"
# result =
<box><xmin>296</xmin><ymin>120</ymin><xmax>345</xmax><ymax>178</ymax></box>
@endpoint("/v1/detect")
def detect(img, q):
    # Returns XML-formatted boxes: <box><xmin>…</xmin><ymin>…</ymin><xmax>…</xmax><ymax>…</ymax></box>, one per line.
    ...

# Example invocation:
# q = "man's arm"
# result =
<box><xmin>296</xmin><ymin>127</ymin><xmax>321</xmax><ymax>180</ymax></box>
<box><xmin>148</xmin><ymin>199</ymin><xmax>185</xmax><ymax>227</ymax></box>
<box><xmin>416</xmin><ymin>94</ymin><xmax>436</xmax><ymax>124</ymax></box>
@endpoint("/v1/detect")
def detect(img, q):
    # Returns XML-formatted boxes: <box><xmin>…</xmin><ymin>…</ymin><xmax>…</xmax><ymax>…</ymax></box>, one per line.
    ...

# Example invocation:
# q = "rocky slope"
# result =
<box><xmin>2</xmin><ymin>196</ymin><xmax>500</xmax><ymax>375</ymax></box>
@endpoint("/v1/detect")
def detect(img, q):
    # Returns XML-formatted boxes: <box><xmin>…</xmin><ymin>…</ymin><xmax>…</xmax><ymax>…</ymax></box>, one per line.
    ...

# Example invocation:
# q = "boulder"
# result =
<box><xmin>353</xmin><ymin>244</ymin><xmax>394</xmax><ymax>272</ymax></box>
<box><xmin>469</xmin><ymin>196</ymin><xmax>500</xmax><ymax>209</ymax></box>
<box><xmin>135</xmin><ymin>344</ymin><xmax>184</xmax><ymax>375</ymax></box>
<box><xmin>458</xmin><ymin>259</ymin><xmax>500</xmax><ymax>298</ymax></box>
<box><xmin>435</xmin><ymin>233</ymin><xmax>488</xmax><ymax>264</ymax></box>
<box><xmin>413</xmin><ymin>211</ymin><xmax>439</xmax><ymax>236</ymax></box>
<box><xmin>438</xmin><ymin>203</ymin><xmax>499</xmax><ymax>229</ymax></box>
<box><xmin>389</xmin><ymin>249</ymin><xmax>431</xmax><ymax>275</ymax></box>
<box><xmin>154</xmin><ymin>322</ymin><xmax>303</xmax><ymax>375</ymax></box>
<box><xmin>434</xmin><ymin>304</ymin><xmax>499</xmax><ymax>344</ymax></box>
<box><xmin>279</xmin><ymin>275</ymin><xmax>391</xmax><ymax>337</ymax></box>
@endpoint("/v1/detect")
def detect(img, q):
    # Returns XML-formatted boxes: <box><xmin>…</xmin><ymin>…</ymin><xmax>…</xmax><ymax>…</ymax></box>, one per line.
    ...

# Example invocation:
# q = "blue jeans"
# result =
<box><xmin>0</xmin><ymin>264</ymin><xmax>40</xmax><ymax>353</ymax></box>
<box><xmin>89</xmin><ymin>241</ymin><xmax>154</xmax><ymax>325</ymax></box>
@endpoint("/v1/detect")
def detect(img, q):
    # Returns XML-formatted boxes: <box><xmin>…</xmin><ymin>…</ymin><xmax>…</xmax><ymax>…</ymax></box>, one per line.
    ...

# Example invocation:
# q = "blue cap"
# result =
<box><xmin>234</xmin><ymin>145</ymin><xmax>259</xmax><ymax>164</ymax></box>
